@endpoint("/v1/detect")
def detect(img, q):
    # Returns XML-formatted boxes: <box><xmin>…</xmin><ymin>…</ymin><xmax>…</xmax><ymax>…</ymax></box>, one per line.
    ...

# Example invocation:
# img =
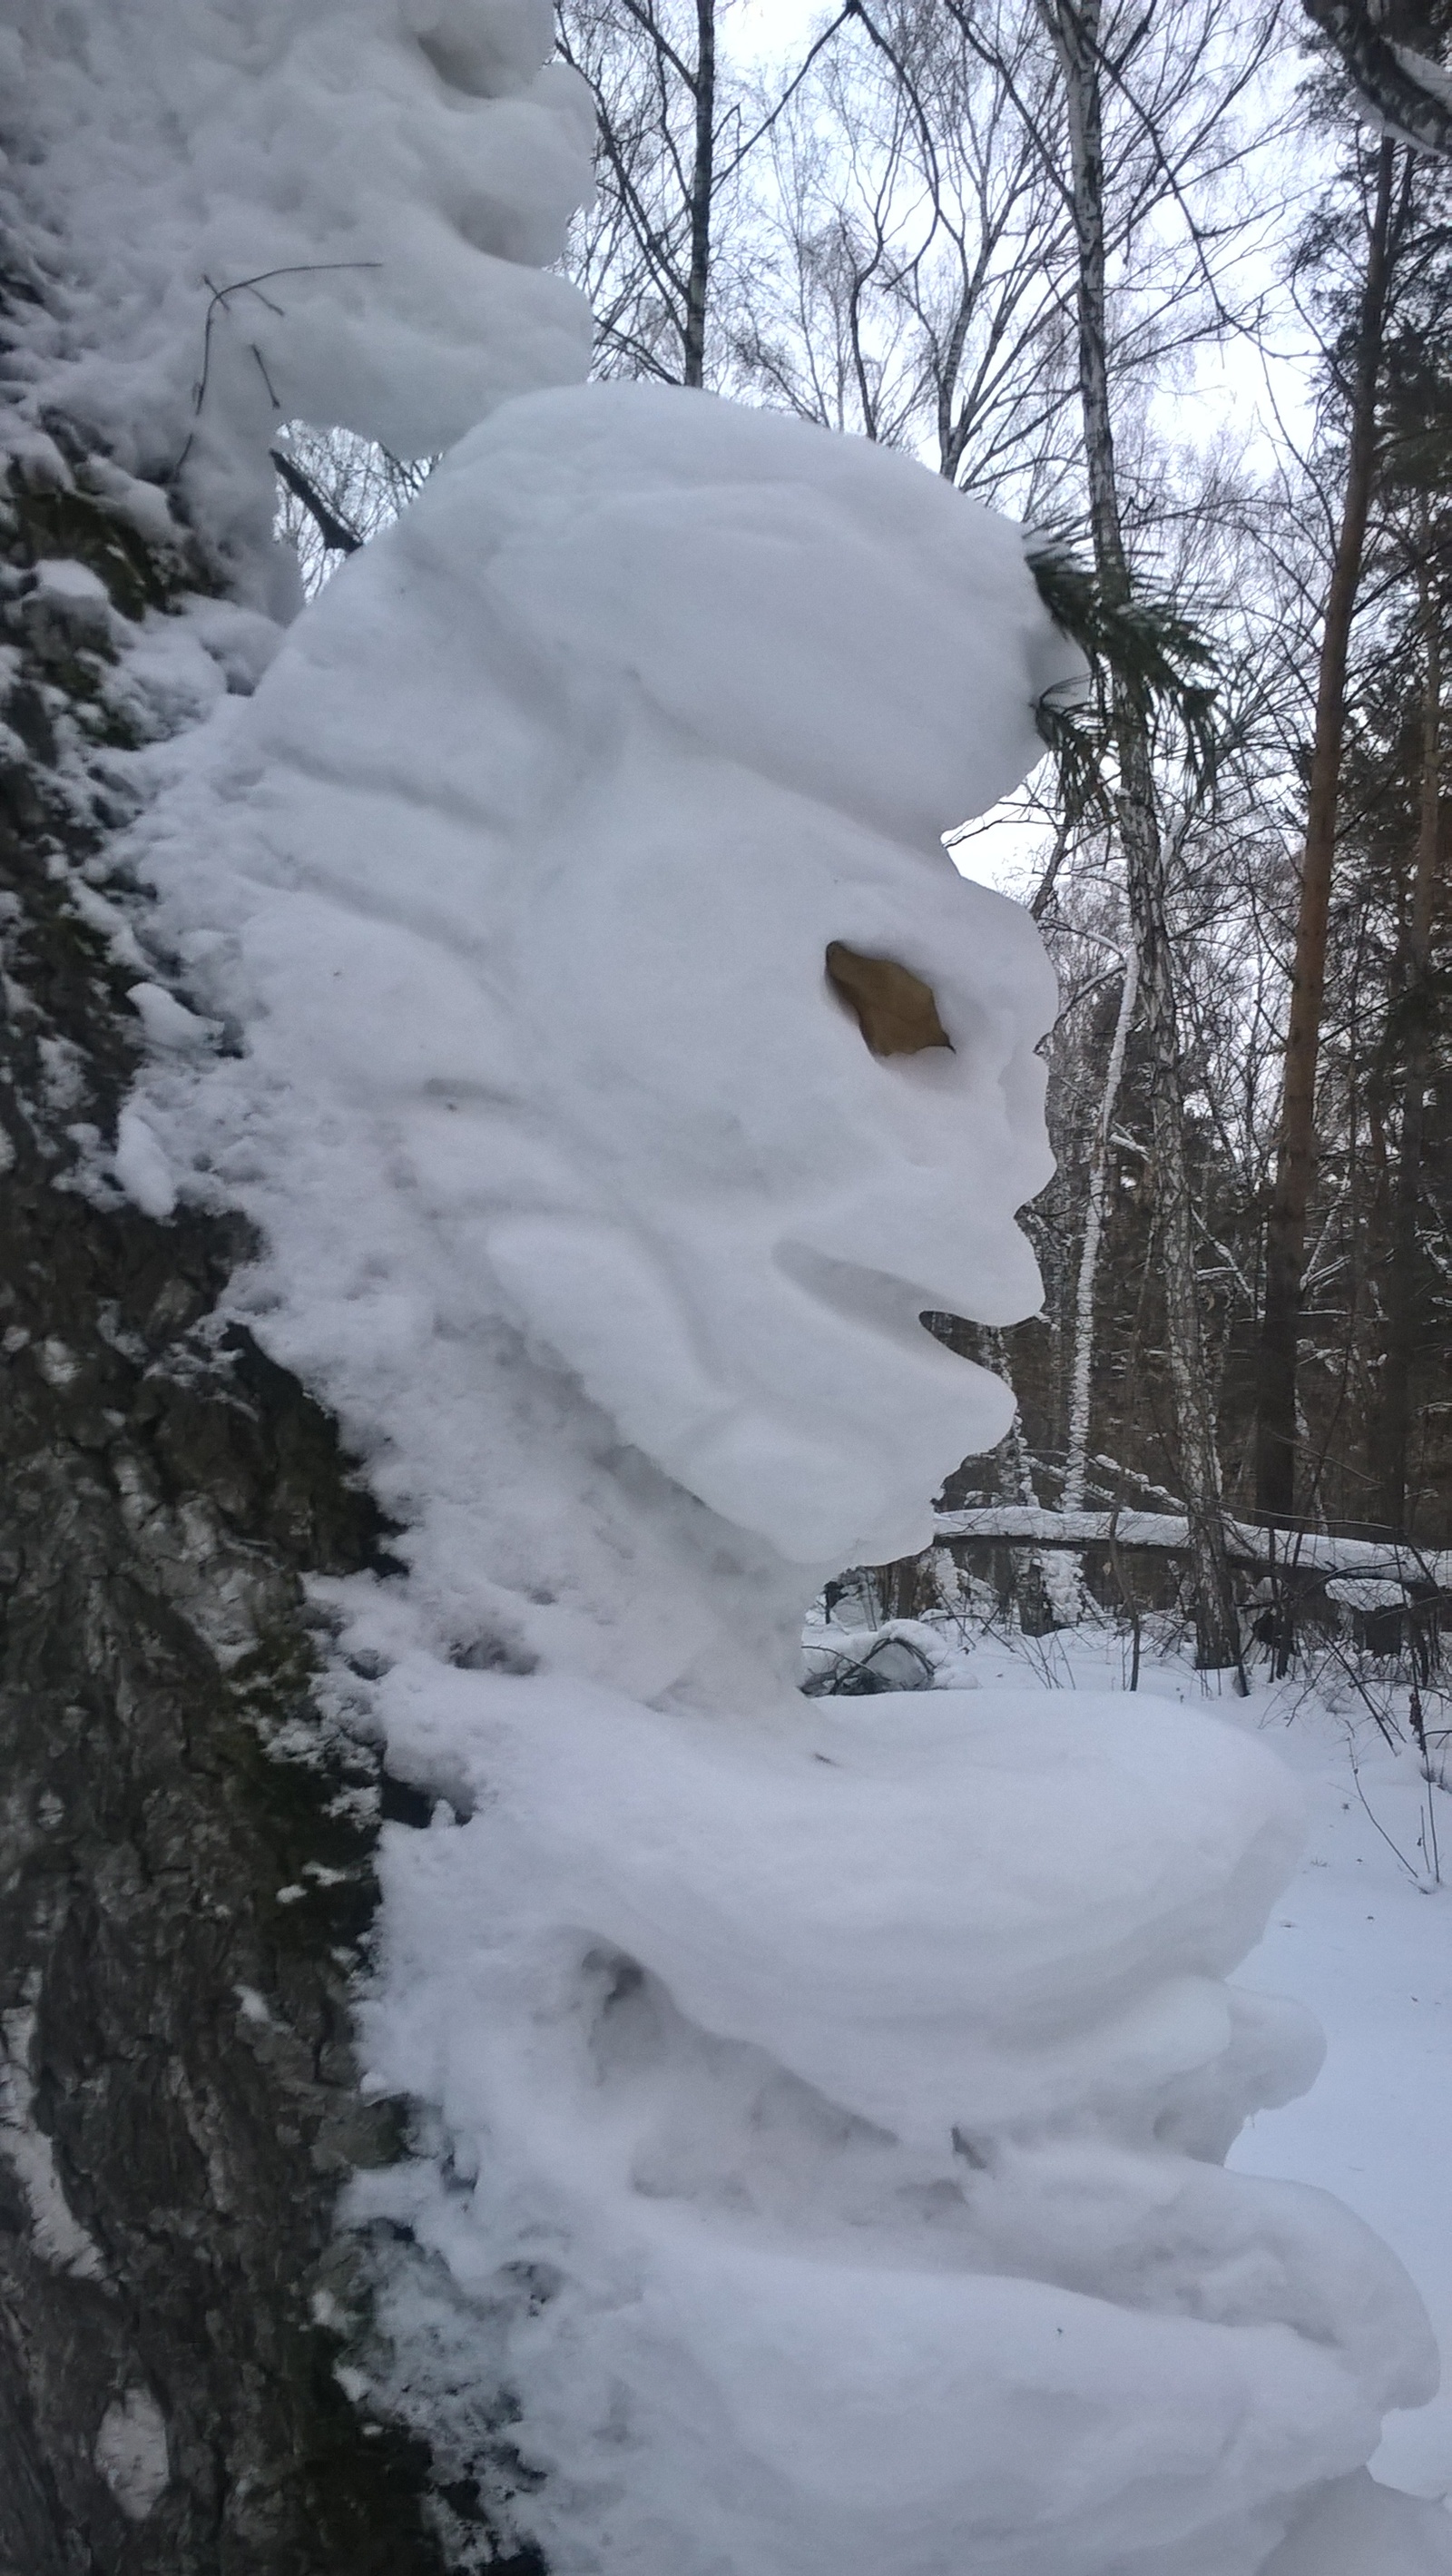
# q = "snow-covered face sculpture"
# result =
<box><xmin>231</xmin><ymin>383</ymin><xmax>1074</xmax><ymax>1568</ymax></box>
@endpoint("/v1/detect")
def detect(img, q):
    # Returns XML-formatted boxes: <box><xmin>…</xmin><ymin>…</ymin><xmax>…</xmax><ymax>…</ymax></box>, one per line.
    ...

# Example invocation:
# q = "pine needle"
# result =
<box><xmin>1026</xmin><ymin>536</ymin><xmax>1220</xmax><ymax>827</ymax></box>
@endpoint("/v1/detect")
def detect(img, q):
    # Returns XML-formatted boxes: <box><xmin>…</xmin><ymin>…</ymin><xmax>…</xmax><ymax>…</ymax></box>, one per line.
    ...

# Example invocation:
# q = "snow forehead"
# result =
<box><xmin>285</xmin><ymin>379</ymin><xmax>1077</xmax><ymax>844</ymax></box>
<box><xmin>206</xmin><ymin>382</ymin><xmax>1066</xmax><ymax>1561</ymax></box>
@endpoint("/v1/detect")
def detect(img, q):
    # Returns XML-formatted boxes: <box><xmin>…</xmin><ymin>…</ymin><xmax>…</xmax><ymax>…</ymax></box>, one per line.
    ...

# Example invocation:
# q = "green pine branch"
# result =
<box><xmin>1026</xmin><ymin>537</ymin><xmax>1220</xmax><ymax>828</ymax></box>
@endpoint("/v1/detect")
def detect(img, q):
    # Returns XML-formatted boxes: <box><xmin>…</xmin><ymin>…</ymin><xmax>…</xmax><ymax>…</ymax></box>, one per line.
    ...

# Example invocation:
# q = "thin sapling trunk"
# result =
<box><xmin>1255</xmin><ymin>138</ymin><xmax>1402</xmax><ymax>1523</ymax></box>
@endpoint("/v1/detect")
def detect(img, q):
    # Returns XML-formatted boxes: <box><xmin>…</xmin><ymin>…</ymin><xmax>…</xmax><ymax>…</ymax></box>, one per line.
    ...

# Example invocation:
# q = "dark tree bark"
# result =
<box><xmin>1254</xmin><ymin>139</ymin><xmax>1403</xmax><ymax>1524</ymax></box>
<box><xmin>682</xmin><ymin>0</ymin><xmax>717</xmax><ymax>388</ymax></box>
<box><xmin>1372</xmin><ymin>548</ymin><xmax>1442</xmax><ymax>1531</ymax></box>
<box><xmin>0</xmin><ymin>425</ymin><xmax>453</xmax><ymax>2569</ymax></box>
<box><xmin>556</xmin><ymin>0</ymin><xmax>721</xmax><ymax>388</ymax></box>
<box><xmin>1302</xmin><ymin>0</ymin><xmax>1452</xmax><ymax>161</ymax></box>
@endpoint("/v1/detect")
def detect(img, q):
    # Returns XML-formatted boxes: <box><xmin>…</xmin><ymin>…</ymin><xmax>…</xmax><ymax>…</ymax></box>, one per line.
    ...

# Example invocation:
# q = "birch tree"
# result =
<box><xmin>1020</xmin><ymin>0</ymin><xmax>1261</xmax><ymax>1665</ymax></box>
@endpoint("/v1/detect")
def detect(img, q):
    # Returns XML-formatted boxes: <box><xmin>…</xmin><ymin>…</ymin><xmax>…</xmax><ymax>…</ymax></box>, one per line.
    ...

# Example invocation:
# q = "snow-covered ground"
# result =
<box><xmin>953</xmin><ymin>1617</ymin><xmax>1452</xmax><ymax>2512</ymax></box>
<box><xmin>1235</xmin><ymin>1704</ymin><xmax>1452</xmax><ymax>2504</ymax></box>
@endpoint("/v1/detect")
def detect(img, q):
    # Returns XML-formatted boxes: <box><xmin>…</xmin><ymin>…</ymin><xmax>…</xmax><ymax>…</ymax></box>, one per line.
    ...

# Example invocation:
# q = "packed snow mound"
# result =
<box><xmin>375</xmin><ymin>1669</ymin><xmax>1327</xmax><ymax>2158</ymax></box>
<box><xmin>1264</xmin><ymin>2472</ymin><xmax>1452</xmax><ymax>2573</ymax></box>
<box><xmin>136</xmin><ymin>380</ymin><xmax>1072</xmax><ymax>1577</ymax></box>
<box><xmin>0</xmin><ymin>0</ymin><xmax>593</xmax><ymax>574</ymax></box>
<box><xmin>355</xmin><ymin>1675</ymin><xmax>1437</xmax><ymax>2576</ymax></box>
<box><xmin>114</xmin><ymin>378</ymin><xmax>1447</xmax><ymax>2571</ymax></box>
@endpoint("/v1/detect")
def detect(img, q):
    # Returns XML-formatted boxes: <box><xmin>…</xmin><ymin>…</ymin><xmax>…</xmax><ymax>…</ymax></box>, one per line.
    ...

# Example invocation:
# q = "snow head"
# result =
<box><xmin>210</xmin><ymin>381</ymin><xmax>1074</xmax><ymax>1567</ymax></box>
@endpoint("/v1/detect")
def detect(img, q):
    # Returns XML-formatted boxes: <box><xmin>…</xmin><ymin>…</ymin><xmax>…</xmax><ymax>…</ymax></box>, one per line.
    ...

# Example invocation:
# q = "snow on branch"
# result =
<box><xmin>1303</xmin><ymin>0</ymin><xmax>1452</xmax><ymax>157</ymax></box>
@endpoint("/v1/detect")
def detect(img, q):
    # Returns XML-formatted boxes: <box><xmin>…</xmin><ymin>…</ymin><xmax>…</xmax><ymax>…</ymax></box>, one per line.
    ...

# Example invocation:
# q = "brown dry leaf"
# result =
<box><xmin>824</xmin><ymin>941</ymin><xmax>953</xmax><ymax>1057</ymax></box>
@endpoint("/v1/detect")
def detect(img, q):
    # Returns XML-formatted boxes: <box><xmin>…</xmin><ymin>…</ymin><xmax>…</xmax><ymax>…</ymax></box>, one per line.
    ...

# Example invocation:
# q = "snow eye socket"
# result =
<box><xmin>824</xmin><ymin>942</ymin><xmax>954</xmax><ymax>1058</ymax></box>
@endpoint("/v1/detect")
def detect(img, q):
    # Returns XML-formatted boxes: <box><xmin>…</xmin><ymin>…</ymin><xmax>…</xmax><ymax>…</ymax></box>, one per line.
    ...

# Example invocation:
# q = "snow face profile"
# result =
<box><xmin>176</xmin><ymin>380</ymin><xmax>1071</xmax><ymax>1570</ymax></box>
<box><xmin>128</xmin><ymin>380</ymin><xmax>1448</xmax><ymax>2576</ymax></box>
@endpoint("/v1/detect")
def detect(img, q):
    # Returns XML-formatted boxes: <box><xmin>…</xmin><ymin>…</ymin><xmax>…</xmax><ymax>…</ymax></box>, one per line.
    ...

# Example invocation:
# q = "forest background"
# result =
<box><xmin>279</xmin><ymin>0</ymin><xmax>1452</xmax><ymax>1674</ymax></box>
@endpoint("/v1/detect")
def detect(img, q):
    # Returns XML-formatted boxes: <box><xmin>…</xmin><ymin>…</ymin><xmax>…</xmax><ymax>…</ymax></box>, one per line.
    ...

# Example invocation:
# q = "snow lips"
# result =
<box><xmin>129</xmin><ymin>381</ymin><xmax>1445</xmax><ymax>2571</ymax></box>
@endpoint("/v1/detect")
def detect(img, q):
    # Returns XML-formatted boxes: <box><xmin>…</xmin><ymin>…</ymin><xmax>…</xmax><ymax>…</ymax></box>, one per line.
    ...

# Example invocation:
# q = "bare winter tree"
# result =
<box><xmin>941</xmin><ymin>0</ymin><xmax>1287</xmax><ymax>1667</ymax></box>
<box><xmin>1374</xmin><ymin>528</ymin><xmax>1444</xmax><ymax>1523</ymax></box>
<box><xmin>729</xmin><ymin>0</ymin><xmax>1082</xmax><ymax>516</ymax></box>
<box><xmin>555</xmin><ymin>0</ymin><xmax>854</xmax><ymax>387</ymax></box>
<box><xmin>272</xmin><ymin>428</ymin><xmax>432</xmax><ymax>593</ymax></box>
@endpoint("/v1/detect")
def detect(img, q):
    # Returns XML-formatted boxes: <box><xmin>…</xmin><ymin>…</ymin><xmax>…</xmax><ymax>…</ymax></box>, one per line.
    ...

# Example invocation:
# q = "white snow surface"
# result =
<box><xmin>106</xmin><ymin>379</ymin><xmax>1451</xmax><ymax>2571</ymax></box>
<box><xmin>0</xmin><ymin>0</ymin><xmax>594</xmax><ymax>593</ymax></box>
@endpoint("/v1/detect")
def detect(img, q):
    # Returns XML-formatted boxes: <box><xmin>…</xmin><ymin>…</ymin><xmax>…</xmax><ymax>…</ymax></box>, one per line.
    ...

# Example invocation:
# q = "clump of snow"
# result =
<box><xmin>0</xmin><ymin>0</ymin><xmax>594</xmax><ymax>585</ymax></box>
<box><xmin>0</xmin><ymin>2007</ymin><xmax>106</xmax><ymax>2281</ymax></box>
<box><xmin>116</xmin><ymin>378</ymin><xmax>1449</xmax><ymax>2571</ymax></box>
<box><xmin>21</xmin><ymin>555</ymin><xmax>114</xmax><ymax>659</ymax></box>
<box><xmin>802</xmin><ymin>1613</ymin><xmax>960</xmax><ymax>1693</ymax></box>
<box><xmin>125</xmin><ymin>980</ymin><xmax>215</xmax><ymax>1051</ymax></box>
<box><xmin>28</xmin><ymin>556</ymin><xmax>106</xmax><ymax>602</ymax></box>
<box><xmin>93</xmin><ymin>2388</ymin><xmax>170</xmax><ymax>2522</ymax></box>
<box><xmin>349</xmin><ymin>1673</ymin><xmax>1440</xmax><ymax>2575</ymax></box>
<box><xmin>113</xmin><ymin>1104</ymin><xmax>177</xmax><ymax>1219</ymax></box>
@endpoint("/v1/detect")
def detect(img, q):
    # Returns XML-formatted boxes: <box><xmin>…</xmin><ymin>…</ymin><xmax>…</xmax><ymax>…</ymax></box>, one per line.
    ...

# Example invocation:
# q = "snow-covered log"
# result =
<box><xmin>937</xmin><ymin>1504</ymin><xmax>1452</xmax><ymax>1591</ymax></box>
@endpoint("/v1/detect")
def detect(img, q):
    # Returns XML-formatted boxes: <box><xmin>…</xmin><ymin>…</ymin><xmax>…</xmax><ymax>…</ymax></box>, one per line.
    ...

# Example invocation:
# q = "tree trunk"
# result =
<box><xmin>1300</xmin><ymin>0</ymin><xmax>1452</xmax><ymax>162</ymax></box>
<box><xmin>1254</xmin><ymin>138</ymin><xmax>1401</xmax><ymax>1523</ymax></box>
<box><xmin>1374</xmin><ymin>548</ymin><xmax>1441</xmax><ymax>1531</ymax></box>
<box><xmin>682</xmin><ymin>0</ymin><xmax>717</xmax><ymax>386</ymax></box>
<box><xmin>0</xmin><ymin>436</ymin><xmax>459</xmax><ymax>2568</ymax></box>
<box><xmin>1045</xmin><ymin>0</ymin><xmax>1241</xmax><ymax>1668</ymax></box>
<box><xmin>1062</xmin><ymin>940</ymin><xmax>1139</xmax><ymax>1511</ymax></box>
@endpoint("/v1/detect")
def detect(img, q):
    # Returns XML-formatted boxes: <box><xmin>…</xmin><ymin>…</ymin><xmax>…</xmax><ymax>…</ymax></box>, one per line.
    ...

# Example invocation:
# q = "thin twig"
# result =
<box><xmin>1346</xmin><ymin>1730</ymin><xmax>1423</xmax><ymax>1883</ymax></box>
<box><xmin>173</xmin><ymin>261</ymin><xmax>383</xmax><ymax>473</ymax></box>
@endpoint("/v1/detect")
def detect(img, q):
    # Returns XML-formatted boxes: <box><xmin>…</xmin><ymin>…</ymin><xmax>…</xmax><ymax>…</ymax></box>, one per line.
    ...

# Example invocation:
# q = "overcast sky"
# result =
<box><xmin>720</xmin><ymin>0</ymin><xmax>1325</xmax><ymax>897</ymax></box>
